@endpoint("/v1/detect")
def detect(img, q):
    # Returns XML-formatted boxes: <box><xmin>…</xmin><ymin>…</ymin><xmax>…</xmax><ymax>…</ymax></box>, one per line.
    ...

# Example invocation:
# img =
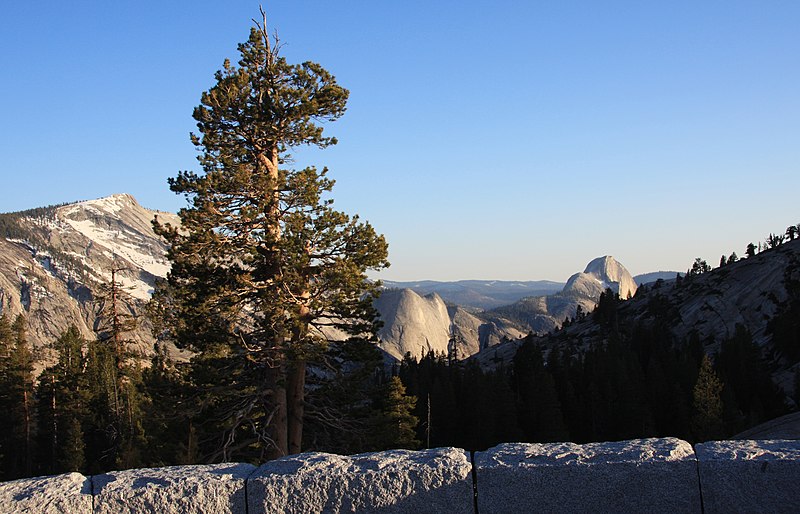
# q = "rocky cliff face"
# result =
<box><xmin>0</xmin><ymin>194</ymin><xmax>179</xmax><ymax>361</ymax></box>
<box><xmin>492</xmin><ymin>255</ymin><xmax>637</xmax><ymax>334</ymax></box>
<box><xmin>564</xmin><ymin>256</ymin><xmax>638</xmax><ymax>299</ymax></box>
<box><xmin>374</xmin><ymin>289</ymin><xmax>526</xmax><ymax>361</ymax></box>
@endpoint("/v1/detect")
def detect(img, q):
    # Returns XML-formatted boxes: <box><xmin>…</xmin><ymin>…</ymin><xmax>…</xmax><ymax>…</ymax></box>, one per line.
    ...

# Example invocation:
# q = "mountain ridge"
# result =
<box><xmin>0</xmin><ymin>194</ymin><xmax>180</xmax><ymax>363</ymax></box>
<box><xmin>472</xmin><ymin>238</ymin><xmax>800</xmax><ymax>398</ymax></box>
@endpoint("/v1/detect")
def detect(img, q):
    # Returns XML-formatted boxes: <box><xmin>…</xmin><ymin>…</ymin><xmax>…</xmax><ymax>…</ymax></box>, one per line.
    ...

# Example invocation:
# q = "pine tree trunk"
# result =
<box><xmin>261</xmin><ymin>145</ymin><xmax>289</xmax><ymax>460</ymax></box>
<box><xmin>287</xmin><ymin>290</ymin><xmax>311</xmax><ymax>455</ymax></box>
<box><xmin>265</xmin><ymin>364</ymin><xmax>288</xmax><ymax>459</ymax></box>
<box><xmin>287</xmin><ymin>359</ymin><xmax>306</xmax><ymax>455</ymax></box>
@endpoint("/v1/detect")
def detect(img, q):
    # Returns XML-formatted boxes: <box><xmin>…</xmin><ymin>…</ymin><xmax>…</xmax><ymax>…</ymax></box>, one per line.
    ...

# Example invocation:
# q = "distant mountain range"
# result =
<box><xmin>380</xmin><ymin>280</ymin><xmax>564</xmax><ymax>310</ymax></box>
<box><xmin>489</xmin><ymin>255</ymin><xmax>638</xmax><ymax>334</ymax></box>
<box><xmin>472</xmin><ymin>238</ymin><xmax>800</xmax><ymax>397</ymax></box>
<box><xmin>0</xmin><ymin>194</ymin><xmax>682</xmax><ymax>368</ymax></box>
<box><xmin>375</xmin><ymin>256</ymin><xmax>647</xmax><ymax>361</ymax></box>
<box><xmin>634</xmin><ymin>271</ymin><xmax>683</xmax><ymax>285</ymax></box>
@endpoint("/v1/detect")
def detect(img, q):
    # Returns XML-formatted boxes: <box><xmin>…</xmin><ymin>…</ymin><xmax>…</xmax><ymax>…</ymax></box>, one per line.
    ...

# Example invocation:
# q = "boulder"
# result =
<box><xmin>92</xmin><ymin>462</ymin><xmax>255</xmax><ymax>514</ymax></box>
<box><xmin>474</xmin><ymin>438</ymin><xmax>700</xmax><ymax>513</ymax></box>
<box><xmin>248</xmin><ymin>447</ymin><xmax>473</xmax><ymax>513</ymax></box>
<box><xmin>0</xmin><ymin>472</ymin><xmax>91</xmax><ymax>513</ymax></box>
<box><xmin>695</xmin><ymin>439</ymin><xmax>800</xmax><ymax>514</ymax></box>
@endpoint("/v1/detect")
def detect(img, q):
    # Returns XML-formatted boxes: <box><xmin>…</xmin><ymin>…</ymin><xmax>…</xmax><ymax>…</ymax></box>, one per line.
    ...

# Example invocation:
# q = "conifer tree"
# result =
<box><xmin>140</xmin><ymin>343</ymin><xmax>196</xmax><ymax>466</ymax></box>
<box><xmin>36</xmin><ymin>326</ymin><xmax>89</xmax><ymax>474</ymax></box>
<box><xmin>691</xmin><ymin>354</ymin><xmax>723</xmax><ymax>442</ymax></box>
<box><xmin>90</xmin><ymin>265</ymin><xmax>147</xmax><ymax>470</ymax></box>
<box><xmin>0</xmin><ymin>315</ymin><xmax>36</xmax><ymax>478</ymax></box>
<box><xmin>375</xmin><ymin>376</ymin><xmax>420</xmax><ymax>450</ymax></box>
<box><xmin>152</xmin><ymin>10</ymin><xmax>388</xmax><ymax>460</ymax></box>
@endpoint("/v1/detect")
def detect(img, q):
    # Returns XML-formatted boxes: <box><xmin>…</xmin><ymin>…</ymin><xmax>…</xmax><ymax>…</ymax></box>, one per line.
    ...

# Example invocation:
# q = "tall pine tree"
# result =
<box><xmin>152</xmin><ymin>10</ymin><xmax>388</xmax><ymax>461</ymax></box>
<box><xmin>89</xmin><ymin>264</ymin><xmax>148</xmax><ymax>470</ymax></box>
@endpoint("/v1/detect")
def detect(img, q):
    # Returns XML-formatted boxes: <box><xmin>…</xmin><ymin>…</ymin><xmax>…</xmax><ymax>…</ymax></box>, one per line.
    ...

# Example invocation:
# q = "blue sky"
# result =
<box><xmin>1</xmin><ymin>1</ymin><xmax>798</xmax><ymax>281</ymax></box>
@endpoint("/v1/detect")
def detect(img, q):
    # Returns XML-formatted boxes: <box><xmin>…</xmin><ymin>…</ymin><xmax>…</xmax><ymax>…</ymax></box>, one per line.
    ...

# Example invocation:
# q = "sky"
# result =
<box><xmin>1</xmin><ymin>1</ymin><xmax>799</xmax><ymax>282</ymax></box>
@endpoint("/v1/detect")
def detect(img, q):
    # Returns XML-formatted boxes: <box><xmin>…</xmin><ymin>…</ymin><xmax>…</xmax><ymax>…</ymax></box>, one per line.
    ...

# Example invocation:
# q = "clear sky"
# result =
<box><xmin>2</xmin><ymin>1</ymin><xmax>798</xmax><ymax>281</ymax></box>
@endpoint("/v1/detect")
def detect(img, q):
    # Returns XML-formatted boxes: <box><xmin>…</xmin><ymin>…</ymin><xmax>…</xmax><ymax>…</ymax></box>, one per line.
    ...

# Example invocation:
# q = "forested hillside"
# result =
<box><xmin>397</xmin><ymin>233</ymin><xmax>800</xmax><ymax>451</ymax></box>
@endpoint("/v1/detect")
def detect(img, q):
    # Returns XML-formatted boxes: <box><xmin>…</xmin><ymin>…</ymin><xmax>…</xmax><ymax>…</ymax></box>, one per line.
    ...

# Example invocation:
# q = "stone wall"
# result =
<box><xmin>1</xmin><ymin>439</ymin><xmax>797</xmax><ymax>513</ymax></box>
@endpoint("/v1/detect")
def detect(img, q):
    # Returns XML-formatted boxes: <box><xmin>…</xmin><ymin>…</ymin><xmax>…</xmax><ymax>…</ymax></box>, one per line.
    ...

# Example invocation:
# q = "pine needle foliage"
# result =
<box><xmin>151</xmin><ymin>10</ymin><xmax>388</xmax><ymax>461</ymax></box>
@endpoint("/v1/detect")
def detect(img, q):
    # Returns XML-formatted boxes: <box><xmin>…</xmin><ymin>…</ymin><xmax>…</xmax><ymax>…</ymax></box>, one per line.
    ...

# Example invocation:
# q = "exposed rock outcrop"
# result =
<box><xmin>3</xmin><ymin>195</ymin><xmax>531</xmax><ymax>366</ymax></box>
<box><xmin>374</xmin><ymin>289</ymin><xmax>452</xmax><ymax>361</ymax></box>
<box><xmin>483</xmin><ymin>240</ymin><xmax>800</xmax><ymax>390</ymax></box>
<box><xmin>491</xmin><ymin>255</ymin><xmax>637</xmax><ymax>334</ymax></box>
<box><xmin>0</xmin><ymin>194</ymin><xmax>180</xmax><ymax>362</ymax></box>
<box><xmin>733</xmin><ymin>412</ymin><xmax>800</xmax><ymax>440</ymax></box>
<box><xmin>374</xmin><ymin>289</ymin><xmax>525</xmax><ymax>361</ymax></box>
<box><xmin>564</xmin><ymin>256</ymin><xmax>637</xmax><ymax>299</ymax></box>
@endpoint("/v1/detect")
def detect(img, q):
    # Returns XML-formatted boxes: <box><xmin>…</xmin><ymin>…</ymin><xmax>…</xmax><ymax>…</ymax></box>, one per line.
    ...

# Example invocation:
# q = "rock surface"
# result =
<box><xmin>375</xmin><ymin>288</ymin><xmax>523</xmax><ymax>360</ymax></box>
<box><xmin>0</xmin><ymin>472</ymin><xmax>91</xmax><ymax>513</ymax></box>
<box><xmin>475</xmin><ymin>438</ymin><xmax>700</xmax><ymax>513</ymax></box>
<box><xmin>733</xmin><ymin>411</ymin><xmax>800</xmax><ymax>440</ymax></box>
<box><xmin>92</xmin><ymin>463</ymin><xmax>255</xmax><ymax>514</ymax></box>
<box><xmin>491</xmin><ymin>256</ymin><xmax>637</xmax><ymax>335</ymax></box>
<box><xmin>0</xmin><ymin>194</ymin><xmax>181</xmax><ymax>365</ymax></box>
<box><xmin>248</xmin><ymin>447</ymin><xmax>473</xmax><ymax>513</ymax></box>
<box><xmin>3</xmin><ymin>439</ymin><xmax>800</xmax><ymax>512</ymax></box>
<box><xmin>564</xmin><ymin>255</ymin><xmax>638</xmax><ymax>299</ymax></box>
<box><xmin>695</xmin><ymin>439</ymin><xmax>800</xmax><ymax>514</ymax></box>
<box><xmin>374</xmin><ymin>289</ymin><xmax>452</xmax><ymax>360</ymax></box>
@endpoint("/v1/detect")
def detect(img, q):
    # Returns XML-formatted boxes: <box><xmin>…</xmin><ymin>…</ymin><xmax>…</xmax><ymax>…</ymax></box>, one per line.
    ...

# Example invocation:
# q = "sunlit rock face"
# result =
<box><xmin>475</xmin><ymin>438</ymin><xmax>700</xmax><ymax>514</ymax></box>
<box><xmin>3</xmin><ymin>439</ymin><xmax>798</xmax><ymax>513</ymax></box>
<box><xmin>374</xmin><ymin>288</ymin><xmax>525</xmax><ymax>361</ymax></box>
<box><xmin>372</xmin><ymin>257</ymin><xmax>639</xmax><ymax>364</ymax></box>
<box><xmin>563</xmin><ymin>255</ymin><xmax>638</xmax><ymax>299</ymax></box>
<box><xmin>248</xmin><ymin>447</ymin><xmax>473</xmax><ymax>513</ymax></box>
<box><xmin>488</xmin><ymin>256</ymin><xmax>637</xmax><ymax>338</ymax></box>
<box><xmin>2</xmin><ymin>194</ymin><xmax>527</xmax><ymax>367</ymax></box>
<box><xmin>0</xmin><ymin>194</ymin><xmax>180</xmax><ymax>363</ymax></box>
<box><xmin>374</xmin><ymin>289</ymin><xmax>452</xmax><ymax>361</ymax></box>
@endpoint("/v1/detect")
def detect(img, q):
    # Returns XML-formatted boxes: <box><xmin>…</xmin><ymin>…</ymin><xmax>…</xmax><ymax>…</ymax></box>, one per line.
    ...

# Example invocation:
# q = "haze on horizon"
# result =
<box><xmin>1</xmin><ymin>1</ymin><xmax>798</xmax><ymax>282</ymax></box>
